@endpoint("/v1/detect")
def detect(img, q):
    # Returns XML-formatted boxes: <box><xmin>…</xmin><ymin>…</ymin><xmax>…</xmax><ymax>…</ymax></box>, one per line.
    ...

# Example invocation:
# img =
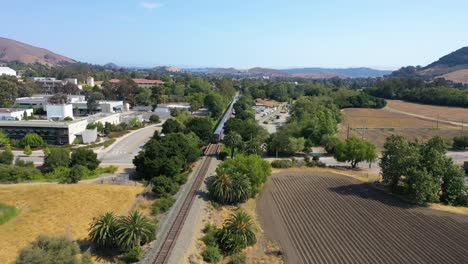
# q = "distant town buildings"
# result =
<box><xmin>109</xmin><ymin>78</ymin><xmax>164</xmax><ymax>88</ymax></box>
<box><xmin>0</xmin><ymin>67</ymin><xmax>17</xmax><ymax>76</ymax></box>
<box><xmin>0</xmin><ymin>108</ymin><xmax>33</xmax><ymax>121</ymax></box>
<box><xmin>86</xmin><ymin>76</ymin><xmax>94</xmax><ymax>86</ymax></box>
<box><xmin>15</xmin><ymin>94</ymin><xmax>123</xmax><ymax>115</ymax></box>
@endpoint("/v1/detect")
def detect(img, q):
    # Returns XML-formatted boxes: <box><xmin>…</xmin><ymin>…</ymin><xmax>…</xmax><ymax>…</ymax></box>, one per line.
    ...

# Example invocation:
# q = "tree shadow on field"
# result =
<box><xmin>76</xmin><ymin>238</ymin><xmax>118</xmax><ymax>263</ymax></box>
<box><xmin>328</xmin><ymin>183</ymin><xmax>416</xmax><ymax>209</ymax></box>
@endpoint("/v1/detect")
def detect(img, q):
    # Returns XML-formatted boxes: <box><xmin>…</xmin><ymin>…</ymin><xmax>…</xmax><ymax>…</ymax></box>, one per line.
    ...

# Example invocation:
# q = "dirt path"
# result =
<box><xmin>257</xmin><ymin>170</ymin><xmax>468</xmax><ymax>264</ymax></box>
<box><xmin>384</xmin><ymin>106</ymin><xmax>466</xmax><ymax>128</ymax></box>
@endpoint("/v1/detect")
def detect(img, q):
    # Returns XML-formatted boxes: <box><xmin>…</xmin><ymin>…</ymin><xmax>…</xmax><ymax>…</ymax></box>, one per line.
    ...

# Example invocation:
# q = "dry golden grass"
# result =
<box><xmin>341</xmin><ymin>108</ymin><xmax>456</xmax><ymax>129</ymax></box>
<box><xmin>339</xmin><ymin>107</ymin><xmax>464</xmax><ymax>150</ymax></box>
<box><xmin>0</xmin><ymin>183</ymin><xmax>143</xmax><ymax>263</ymax></box>
<box><xmin>386</xmin><ymin>100</ymin><xmax>468</xmax><ymax>123</ymax></box>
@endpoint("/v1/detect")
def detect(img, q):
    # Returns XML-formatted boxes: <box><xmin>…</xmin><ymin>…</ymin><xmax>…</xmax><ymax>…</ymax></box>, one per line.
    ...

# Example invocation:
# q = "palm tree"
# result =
<box><xmin>208</xmin><ymin>167</ymin><xmax>251</xmax><ymax>204</ymax></box>
<box><xmin>88</xmin><ymin>212</ymin><xmax>117</xmax><ymax>248</ymax></box>
<box><xmin>224</xmin><ymin>132</ymin><xmax>243</xmax><ymax>158</ymax></box>
<box><xmin>218</xmin><ymin>210</ymin><xmax>256</xmax><ymax>254</ymax></box>
<box><xmin>115</xmin><ymin>211</ymin><xmax>156</xmax><ymax>250</ymax></box>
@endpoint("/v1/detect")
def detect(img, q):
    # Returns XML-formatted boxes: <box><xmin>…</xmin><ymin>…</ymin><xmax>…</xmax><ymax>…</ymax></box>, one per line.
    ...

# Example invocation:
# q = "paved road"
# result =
<box><xmin>98</xmin><ymin>123</ymin><xmax>162</xmax><ymax>165</ymax></box>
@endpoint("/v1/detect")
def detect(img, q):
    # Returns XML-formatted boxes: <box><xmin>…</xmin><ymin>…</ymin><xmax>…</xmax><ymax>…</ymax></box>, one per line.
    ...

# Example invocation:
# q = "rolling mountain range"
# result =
<box><xmin>391</xmin><ymin>46</ymin><xmax>468</xmax><ymax>83</ymax></box>
<box><xmin>185</xmin><ymin>67</ymin><xmax>391</xmax><ymax>78</ymax></box>
<box><xmin>0</xmin><ymin>37</ymin><xmax>76</xmax><ymax>66</ymax></box>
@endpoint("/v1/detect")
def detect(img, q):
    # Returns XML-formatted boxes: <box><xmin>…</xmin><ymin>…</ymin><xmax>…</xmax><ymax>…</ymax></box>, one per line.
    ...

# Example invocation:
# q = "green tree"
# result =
<box><xmin>440</xmin><ymin>160</ymin><xmax>466</xmax><ymax>206</ymax></box>
<box><xmin>71</xmin><ymin>148</ymin><xmax>100</xmax><ymax>170</ymax></box>
<box><xmin>224</xmin><ymin>132</ymin><xmax>242</xmax><ymax>158</ymax></box>
<box><xmin>20</xmin><ymin>133</ymin><xmax>44</xmax><ymax>148</ymax></box>
<box><xmin>129</xmin><ymin>117</ymin><xmax>143</xmax><ymax>128</ymax></box>
<box><xmin>335</xmin><ymin>137</ymin><xmax>377</xmax><ymax>168</ymax></box>
<box><xmin>115</xmin><ymin>211</ymin><xmax>156</xmax><ymax>250</ymax></box>
<box><xmin>0</xmin><ymin>79</ymin><xmax>18</xmax><ymax>106</ymax></box>
<box><xmin>406</xmin><ymin>168</ymin><xmax>440</xmax><ymax>205</ymax></box>
<box><xmin>88</xmin><ymin>212</ymin><xmax>117</xmax><ymax>249</ymax></box>
<box><xmin>0</xmin><ymin>129</ymin><xmax>10</xmax><ymax>146</ymax></box>
<box><xmin>217</xmin><ymin>155</ymin><xmax>271</xmax><ymax>195</ymax></box>
<box><xmin>217</xmin><ymin>210</ymin><xmax>256</xmax><ymax>254</ymax></box>
<box><xmin>202</xmin><ymin>246</ymin><xmax>222</xmax><ymax>263</ymax></box>
<box><xmin>380</xmin><ymin>135</ymin><xmax>419</xmax><ymax>192</ymax></box>
<box><xmin>185</xmin><ymin>117</ymin><xmax>213</xmax><ymax>143</ymax></box>
<box><xmin>0</xmin><ymin>145</ymin><xmax>14</xmax><ymax>165</ymax></box>
<box><xmin>161</xmin><ymin>119</ymin><xmax>183</xmax><ymax>134</ymax></box>
<box><xmin>16</xmin><ymin>235</ymin><xmax>88</xmax><ymax>264</ymax></box>
<box><xmin>208</xmin><ymin>167</ymin><xmax>252</xmax><ymax>204</ymax></box>
<box><xmin>44</xmin><ymin>148</ymin><xmax>70</xmax><ymax>173</ymax></box>
<box><xmin>23</xmin><ymin>145</ymin><xmax>32</xmax><ymax>156</ymax></box>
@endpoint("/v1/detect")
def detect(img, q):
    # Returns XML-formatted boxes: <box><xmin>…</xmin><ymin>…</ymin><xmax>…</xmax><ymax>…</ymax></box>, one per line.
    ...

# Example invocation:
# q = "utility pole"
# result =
<box><xmin>347</xmin><ymin>124</ymin><xmax>350</xmax><ymax>139</ymax></box>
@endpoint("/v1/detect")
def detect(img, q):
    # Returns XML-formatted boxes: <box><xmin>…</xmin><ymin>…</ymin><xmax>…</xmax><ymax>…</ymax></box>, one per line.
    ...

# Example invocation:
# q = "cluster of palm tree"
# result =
<box><xmin>217</xmin><ymin>210</ymin><xmax>257</xmax><ymax>254</ymax></box>
<box><xmin>208</xmin><ymin>167</ymin><xmax>252</xmax><ymax>204</ymax></box>
<box><xmin>88</xmin><ymin>211</ymin><xmax>156</xmax><ymax>251</ymax></box>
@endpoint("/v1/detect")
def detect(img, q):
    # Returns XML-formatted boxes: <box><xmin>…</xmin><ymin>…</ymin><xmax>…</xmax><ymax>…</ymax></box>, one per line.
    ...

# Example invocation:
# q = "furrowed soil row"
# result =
<box><xmin>273</xmin><ymin>177</ymin><xmax>359</xmax><ymax>264</ymax></box>
<box><xmin>260</xmin><ymin>171</ymin><xmax>468</xmax><ymax>264</ymax></box>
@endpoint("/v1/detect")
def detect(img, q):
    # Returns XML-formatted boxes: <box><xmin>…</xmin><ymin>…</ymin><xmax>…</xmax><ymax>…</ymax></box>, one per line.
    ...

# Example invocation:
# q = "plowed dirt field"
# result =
<box><xmin>257</xmin><ymin>170</ymin><xmax>468</xmax><ymax>264</ymax></box>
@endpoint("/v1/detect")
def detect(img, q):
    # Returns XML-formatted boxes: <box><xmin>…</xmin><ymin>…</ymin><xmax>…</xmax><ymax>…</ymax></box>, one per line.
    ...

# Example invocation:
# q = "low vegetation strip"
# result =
<box><xmin>257</xmin><ymin>171</ymin><xmax>468</xmax><ymax>264</ymax></box>
<box><xmin>0</xmin><ymin>203</ymin><xmax>18</xmax><ymax>225</ymax></box>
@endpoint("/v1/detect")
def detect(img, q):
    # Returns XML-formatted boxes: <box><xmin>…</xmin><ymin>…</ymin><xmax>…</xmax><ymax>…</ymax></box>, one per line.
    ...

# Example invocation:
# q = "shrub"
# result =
<box><xmin>0</xmin><ymin>145</ymin><xmax>14</xmax><ymax>165</ymax></box>
<box><xmin>152</xmin><ymin>176</ymin><xmax>179</xmax><ymax>197</ymax></box>
<box><xmin>271</xmin><ymin>159</ymin><xmax>293</xmax><ymax>168</ymax></box>
<box><xmin>15</xmin><ymin>158</ymin><xmax>34</xmax><ymax>168</ymax></box>
<box><xmin>15</xmin><ymin>235</ymin><xmax>87</xmax><ymax>264</ymax></box>
<box><xmin>20</xmin><ymin>133</ymin><xmax>44</xmax><ymax>148</ymax></box>
<box><xmin>202</xmin><ymin>246</ymin><xmax>222</xmax><ymax>263</ymax></box>
<box><xmin>43</xmin><ymin>148</ymin><xmax>70</xmax><ymax>173</ymax></box>
<box><xmin>120</xmin><ymin>246</ymin><xmax>142</xmax><ymax>263</ymax></box>
<box><xmin>64</xmin><ymin>165</ymin><xmax>87</xmax><ymax>183</ymax></box>
<box><xmin>201</xmin><ymin>223</ymin><xmax>219</xmax><ymax>247</ymax></box>
<box><xmin>151</xmin><ymin>196</ymin><xmax>176</xmax><ymax>215</ymax></box>
<box><xmin>230</xmin><ymin>253</ymin><xmax>246</xmax><ymax>264</ymax></box>
<box><xmin>44</xmin><ymin>166</ymin><xmax>70</xmax><ymax>180</ymax></box>
<box><xmin>23</xmin><ymin>145</ymin><xmax>32</xmax><ymax>156</ymax></box>
<box><xmin>71</xmin><ymin>148</ymin><xmax>100</xmax><ymax>170</ymax></box>
<box><xmin>63</xmin><ymin>116</ymin><xmax>73</xmax><ymax>121</ymax></box>
<box><xmin>0</xmin><ymin>164</ymin><xmax>43</xmax><ymax>182</ymax></box>
<box><xmin>149</xmin><ymin>114</ymin><xmax>160</xmax><ymax>124</ymax></box>
<box><xmin>174</xmin><ymin>172</ymin><xmax>189</xmax><ymax>185</ymax></box>
<box><xmin>321</xmin><ymin>134</ymin><xmax>341</xmax><ymax>154</ymax></box>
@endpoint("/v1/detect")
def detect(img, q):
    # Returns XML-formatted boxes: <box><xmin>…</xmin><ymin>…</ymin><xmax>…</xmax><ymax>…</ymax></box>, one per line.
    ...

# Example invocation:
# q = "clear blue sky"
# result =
<box><xmin>1</xmin><ymin>0</ymin><xmax>467</xmax><ymax>69</ymax></box>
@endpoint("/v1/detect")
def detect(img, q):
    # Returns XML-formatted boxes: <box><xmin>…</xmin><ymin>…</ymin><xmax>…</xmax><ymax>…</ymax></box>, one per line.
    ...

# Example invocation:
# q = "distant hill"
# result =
<box><xmin>391</xmin><ymin>46</ymin><xmax>468</xmax><ymax>83</ymax></box>
<box><xmin>285</xmin><ymin>67</ymin><xmax>391</xmax><ymax>78</ymax></box>
<box><xmin>103</xmin><ymin>62</ymin><xmax>122</xmax><ymax>70</ymax></box>
<box><xmin>185</xmin><ymin>66</ymin><xmax>390</xmax><ymax>78</ymax></box>
<box><xmin>0</xmin><ymin>37</ymin><xmax>76</xmax><ymax>66</ymax></box>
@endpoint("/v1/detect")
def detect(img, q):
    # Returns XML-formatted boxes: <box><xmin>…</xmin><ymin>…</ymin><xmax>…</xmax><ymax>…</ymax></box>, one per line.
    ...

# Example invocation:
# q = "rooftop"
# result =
<box><xmin>0</xmin><ymin>108</ymin><xmax>31</xmax><ymax>113</ymax></box>
<box><xmin>109</xmin><ymin>78</ymin><xmax>164</xmax><ymax>85</ymax></box>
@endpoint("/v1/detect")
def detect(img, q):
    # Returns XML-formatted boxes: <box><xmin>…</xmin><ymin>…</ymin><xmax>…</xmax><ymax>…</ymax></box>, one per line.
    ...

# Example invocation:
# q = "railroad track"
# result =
<box><xmin>152</xmin><ymin>143</ymin><xmax>218</xmax><ymax>264</ymax></box>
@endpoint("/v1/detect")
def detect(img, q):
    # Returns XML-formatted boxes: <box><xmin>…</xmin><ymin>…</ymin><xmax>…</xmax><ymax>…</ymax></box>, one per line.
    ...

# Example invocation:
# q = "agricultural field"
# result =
<box><xmin>0</xmin><ymin>183</ymin><xmax>143</xmax><ymax>263</ymax></box>
<box><xmin>338</xmin><ymin>108</ymin><xmax>464</xmax><ymax>150</ymax></box>
<box><xmin>387</xmin><ymin>100</ymin><xmax>468</xmax><ymax>123</ymax></box>
<box><xmin>257</xmin><ymin>170</ymin><xmax>468</xmax><ymax>264</ymax></box>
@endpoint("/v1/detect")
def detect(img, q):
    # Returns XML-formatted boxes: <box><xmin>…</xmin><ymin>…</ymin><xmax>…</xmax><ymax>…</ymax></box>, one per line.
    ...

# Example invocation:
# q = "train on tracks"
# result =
<box><xmin>212</xmin><ymin>94</ymin><xmax>238</xmax><ymax>143</ymax></box>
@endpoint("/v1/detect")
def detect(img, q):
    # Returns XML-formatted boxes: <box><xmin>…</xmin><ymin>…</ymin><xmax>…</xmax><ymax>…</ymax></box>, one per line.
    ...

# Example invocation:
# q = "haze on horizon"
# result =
<box><xmin>1</xmin><ymin>0</ymin><xmax>467</xmax><ymax>70</ymax></box>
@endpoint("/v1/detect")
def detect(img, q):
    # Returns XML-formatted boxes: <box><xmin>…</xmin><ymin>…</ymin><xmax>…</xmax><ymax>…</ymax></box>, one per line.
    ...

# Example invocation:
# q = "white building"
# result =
<box><xmin>65</xmin><ymin>78</ymin><xmax>78</xmax><ymax>85</ymax></box>
<box><xmin>0</xmin><ymin>67</ymin><xmax>16</xmax><ymax>76</ymax></box>
<box><xmin>86</xmin><ymin>77</ymin><xmax>94</xmax><ymax>86</ymax></box>
<box><xmin>46</xmin><ymin>104</ymin><xmax>74</xmax><ymax>120</ymax></box>
<box><xmin>0</xmin><ymin>108</ymin><xmax>33</xmax><ymax>121</ymax></box>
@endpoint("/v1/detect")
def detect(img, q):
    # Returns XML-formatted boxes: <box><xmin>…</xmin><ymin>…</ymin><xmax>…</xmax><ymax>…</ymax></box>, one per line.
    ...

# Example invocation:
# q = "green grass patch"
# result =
<box><xmin>0</xmin><ymin>203</ymin><xmax>18</xmax><ymax>225</ymax></box>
